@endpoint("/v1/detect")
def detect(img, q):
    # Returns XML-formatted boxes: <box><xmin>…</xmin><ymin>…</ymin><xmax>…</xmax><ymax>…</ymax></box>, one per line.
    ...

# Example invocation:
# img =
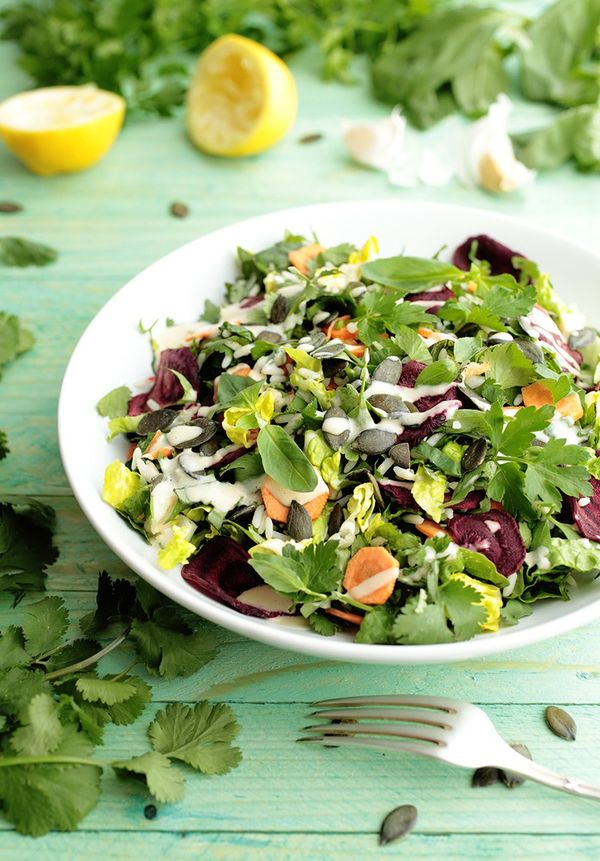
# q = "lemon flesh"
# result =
<box><xmin>186</xmin><ymin>34</ymin><xmax>297</xmax><ymax>157</ymax></box>
<box><xmin>0</xmin><ymin>85</ymin><xmax>125</xmax><ymax>176</ymax></box>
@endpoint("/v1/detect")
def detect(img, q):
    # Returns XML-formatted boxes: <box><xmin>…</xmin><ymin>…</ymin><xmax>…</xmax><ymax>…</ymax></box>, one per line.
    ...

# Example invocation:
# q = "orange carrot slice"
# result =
<box><xmin>556</xmin><ymin>392</ymin><xmax>583</xmax><ymax>421</ymax></box>
<box><xmin>417</xmin><ymin>327</ymin><xmax>445</xmax><ymax>342</ymax></box>
<box><xmin>288</xmin><ymin>243</ymin><xmax>324</xmax><ymax>275</ymax></box>
<box><xmin>325</xmin><ymin>608</ymin><xmax>364</xmax><ymax>626</ymax></box>
<box><xmin>342</xmin><ymin>546</ymin><xmax>399</xmax><ymax>605</ymax></box>
<box><xmin>522</xmin><ymin>382</ymin><xmax>553</xmax><ymax>409</ymax></box>
<box><xmin>415</xmin><ymin>519</ymin><xmax>450</xmax><ymax>539</ymax></box>
<box><xmin>260</xmin><ymin>486</ymin><xmax>329</xmax><ymax>524</ymax></box>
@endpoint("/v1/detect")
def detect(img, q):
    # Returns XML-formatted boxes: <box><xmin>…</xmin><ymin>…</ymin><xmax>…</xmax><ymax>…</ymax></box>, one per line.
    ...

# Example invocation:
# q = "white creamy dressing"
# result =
<box><xmin>364</xmin><ymin>379</ymin><xmax>455</xmax><ymax>404</ymax></box>
<box><xmin>503</xmin><ymin>573</ymin><xmax>517</xmax><ymax>598</ymax></box>
<box><xmin>579</xmin><ymin>497</ymin><xmax>591</xmax><ymax>507</ymax></box>
<box><xmin>263</xmin><ymin>469</ymin><xmax>328</xmax><ymax>508</ymax></box>
<box><xmin>316</xmin><ymin>262</ymin><xmax>362</xmax><ymax>292</ymax></box>
<box><xmin>347</xmin><ymin>565</ymin><xmax>399</xmax><ymax>600</ymax></box>
<box><xmin>485</xmin><ymin>519</ymin><xmax>501</xmax><ymax>534</ymax></box>
<box><xmin>533</xmin><ymin>413</ymin><xmax>582</xmax><ymax>447</ymax></box>
<box><xmin>525</xmin><ymin>545</ymin><xmax>550</xmax><ymax>570</ymax></box>
<box><xmin>322</xmin><ymin>416</ymin><xmax>351</xmax><ymax>436</ymax></box>
<box><xmin>166</xmin><ymin>425</ymin><xmax>203</xmax><ymax>446</ymax></box>
<box><xmin>152</xmin><ymin>321</ymin><xmax>219</xmax><ymax>353</ymax></box>
<box><xmin>379</xmin><ymin>399</ymin><xmax>461</xmax><ymax>435</ymax></box>
<box><xmin>519</xmin><ymin>307</ymin><xmax>580</xmax><ymax>375</ymax></box>
<box><xmin>218</xmin><ymin>300</ymin><xmax>265</xmax><ymax>325</ymax></box>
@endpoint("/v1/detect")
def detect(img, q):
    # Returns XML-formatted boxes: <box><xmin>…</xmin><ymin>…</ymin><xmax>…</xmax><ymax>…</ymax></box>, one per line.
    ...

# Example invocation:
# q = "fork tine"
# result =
<box><xmin>313</xmin><ymin>695</ymin><xmax>460</xmax><ymax>712</ymax></box>
<box><xmin>298</xmin><ymin>734</ymin><xmax>442</xmax><ymax>759</ymax></box>
<box><xmin>310</xmin><ymin>707</ymin><xmax>451</xmax><ymax>728</ymax></box>
<box><xmin>301</xmin><ymin>722</ymin><xmax>447</xmax><ymax>745</ymax></box>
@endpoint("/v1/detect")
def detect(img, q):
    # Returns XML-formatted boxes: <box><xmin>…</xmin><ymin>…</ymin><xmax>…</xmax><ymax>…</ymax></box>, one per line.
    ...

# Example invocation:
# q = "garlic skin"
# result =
<box><xmin>459</xmin><ymin>95</ymin><xmax>535</xmax><ymax>193</ymax></box>
<box><xmin>342</xmin><ymin>107</ymin><xmax>407</xmax><ymax>172</ymax></box>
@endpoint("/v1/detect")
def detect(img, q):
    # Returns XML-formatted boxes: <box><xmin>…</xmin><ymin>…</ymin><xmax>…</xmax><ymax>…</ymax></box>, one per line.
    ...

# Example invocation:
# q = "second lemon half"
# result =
<box><xmin>186</xmin><ymin>34</ymin><xmax>297</xmax><ymax>158</ymax></box>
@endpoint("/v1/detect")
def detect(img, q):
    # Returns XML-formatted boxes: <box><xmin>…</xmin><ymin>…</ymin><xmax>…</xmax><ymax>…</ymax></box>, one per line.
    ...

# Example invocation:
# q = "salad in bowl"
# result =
<box><xmin>98</xmin><ymin>230</ymin><xmax>600</xmax><ymax>646</ymax></box>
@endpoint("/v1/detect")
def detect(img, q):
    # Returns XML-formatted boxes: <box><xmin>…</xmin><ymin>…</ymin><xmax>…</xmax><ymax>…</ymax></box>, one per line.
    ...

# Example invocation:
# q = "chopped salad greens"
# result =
<box><xmin>99</xmin><ymin>231</ymin><xmax>600</xmax><ymax>645</ymax></box>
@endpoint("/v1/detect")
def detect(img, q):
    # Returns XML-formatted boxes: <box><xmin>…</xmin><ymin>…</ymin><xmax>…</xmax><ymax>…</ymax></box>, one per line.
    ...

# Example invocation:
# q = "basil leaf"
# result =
<box><xmin>362</xmin><ymin>256</ymin><xmax>461</xmax><ymax>293</ymax></box>
<box><xmin>514</xmin><ymin>104</ymin><xmax>600</xmax><ymax>172</ymax></box>
<box><xmin>0</xmin><ymin>237</ymin><xmax>58</xmax><ymax>267</ymax></box>
<box><xmin>217</xmin><ymin>374</ymin><xmax>258</xmax><ymax>404</ymax></box>
<box><xmin>257</xmin><ymin>426</ymin><xmax>317</xmax><ymax>492</ymax></box>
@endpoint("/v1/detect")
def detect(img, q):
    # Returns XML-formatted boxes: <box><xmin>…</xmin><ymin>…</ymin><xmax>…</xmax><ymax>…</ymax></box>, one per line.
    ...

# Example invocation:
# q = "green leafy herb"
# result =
<box><xmin>96</xmin><ymin>386</ymin><xmax>132</xmax><ymax>419</ymax></box>
<box><xmin>0</xmin><ymin>499</ymin><xmax>58</xmax><ymax>592</ymax></box>
<box><xmin>415</xmin><ymin>359</ymin><xmax>457</xmax><ymax>386</ymax></box>
<box><xmin>362</xmin><ymin>255</ymin><xmax>462</xmax><ymax>293</ymax></box>
<box><xmin>250</xmin><ymin>540</ymin><xmax>343</xmax><ymax>605</ymax></box>
<box><xmin>356</xmin><ymin>292</ymin><xmax>433</xmax><ymax>344</ymax></box>
<box><xmin>257</xmin><ymin>425</ymin><xmax>317</xmax><ymax>492</ymax></box>
<box><xmin>483</xmin><ymin>342</ymin><xmax>537</xmax><ymax>388</ymax></box>
<box><xmin>0</xmin><ymin>431</ymin><xmax>8</xmax><ymax>461</ymax></box>
<box><xmin>0</xmin><ymin>237</ymin><xmax>57</xmax><ymax>267</ymax></box>
<box><xmin>514</xmin><ymin>104</ymin><xmax>600</xmax><ymax>173</ymax></box>
<box><xmin>0</xmin><ymin>311</ymin><xmax>34</xmax><ymax>379</ymax></box>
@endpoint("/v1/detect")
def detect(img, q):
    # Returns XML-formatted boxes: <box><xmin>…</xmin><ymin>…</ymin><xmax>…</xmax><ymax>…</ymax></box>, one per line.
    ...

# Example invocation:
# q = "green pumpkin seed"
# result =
<box><xmin>313</xmin><ymin>340</ymin><xmax>346</xmax><ymax>359</ymax></box>
<box><xmin>514</xmin><ymin>339</ymin><xmax>544</xmax><ymax>364</ymax></box>
<box><xmin>138</xmin><ymin>408</ymin><xmax>178</xmax><ymax>435</ymax></box>
<box><xmin>568</xmin><ymin>328</ymin><xmax>597</xmax><ymax>350</ymax></box>
<box><xmin>472</xmin><ymin>766</ymin><xmax>501</xmax><ymax>787</ymax></box>
<box><xmin>287</xmin><ymin>500</ymin><xmax>312</xmax><ymax>541</ymax></box>
<box><xmin>298</xmin><ymin>132</ymin><xmax>323</xmax><ymax>144</ymax></box>
<box><xmin>327</xmin><ymin>502</ymin><xmax>344</xmax><ymax>537</ymax></box>
<box><xmin>321</xmin><ymin>358</ymin><xmax>348</xmax><ymax>377</ymax></box>
<box><xmin>353</xmin><ymin>428</ymin><xmax>396</xmax><ymax>454</ymax></box>
<box><xmin>368</xmin><ymin>393</ymin><xmax>408</xmax><ymax>415</ymax></box>
<box><xmin>545</xmin><ymin>706</ymin><xmax>577</xmax><ymax>741</ymax></box>
<box><xmin>270</xmin><ymin>294</ymin><xmax>289</xmax><ymax>324</ymax></box>
<box><xmin>256</xmin><ymin>330</ymin><xmax>281</xmax><ymax>343</ymax></box>
<box><xmin>500</xmin><ymin>743</ymin><xmax>532</xmax><ymax>789</ymax></box>
<box><xmin>169</xmin><ymin>201</ymin><xmax>189</xmax><ymax>218</ymax></box>
<box><xmin>322</xmin><ymin>406</ymin><xmax>350</xmax><ymax>450</ymax></box>
<box><xmin>0</xmin><ymin>201</ymin><xmax>23</xmax><ymax>213</ymax></box>
<box><xmin>389</xmin><ymin>442</ymin><xmax>411</xmax><ymax>468</ymax></box>
<box><xmin>379</xmin><ymin>804</ymin><xmax>418</xmax><ymax>846</ymax></box>
<box><xmin>372</xmin><ymin>356</ymin><xmax>402</xmax><ymax>384</ymax></box>
<box><xmin>461</xmin><ymin>438</ymin><xmax>488</xmax><ymax>472</ymax></box>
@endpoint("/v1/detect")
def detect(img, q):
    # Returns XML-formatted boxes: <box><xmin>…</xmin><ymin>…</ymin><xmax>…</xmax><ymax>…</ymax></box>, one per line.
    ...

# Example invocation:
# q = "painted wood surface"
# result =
<box><xmin>2</xmin><ymin>23</ymin><xmax>600</xmax><ymax>860</ymax></box>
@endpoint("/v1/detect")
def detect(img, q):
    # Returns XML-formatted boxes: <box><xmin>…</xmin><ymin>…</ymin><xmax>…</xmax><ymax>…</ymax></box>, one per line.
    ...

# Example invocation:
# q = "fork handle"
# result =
<box><xmin>497</xmin><ymin>750</ymin><xmax>600</xmax><ymax>801</ymax></box>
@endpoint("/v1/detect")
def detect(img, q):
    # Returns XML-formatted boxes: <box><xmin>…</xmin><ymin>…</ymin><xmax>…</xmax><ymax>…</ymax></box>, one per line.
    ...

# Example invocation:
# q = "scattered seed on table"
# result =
<box><xmin>472</xmin><ymin>766</ymin><xmax>501</xmax><ymax>787</ymax></box>
<box><xmin>545</xmin><ymin>706</ymin><xmax>577</xmax><ymax>740</ymax></box>
<box><xmin>500</xmin><ymin>743</ymin><xmax>533</xmax><ymax>788</ymax></box>
<box><xmin>0</xmin><ymin>201</ymin><xmax>23</xmax><ymax>213</ymax></box>
<box><xmin>298</xmin><ymin>132</ymin><xmax>323</xmax><ymax>144</ymax></box>
<box><xmin>379</xmin><ymin>804</ymin><xmax>418</xmax><ymax>845</ymax></box>
<box><xmin>169</xmin><ymin>201</ymin><xmax>189</xmax><ymax>218</ymax></box>
<box><xmin>144</xmin><ymin>804</ymin><xmax>157</xmax><ymax>820</ymax></box>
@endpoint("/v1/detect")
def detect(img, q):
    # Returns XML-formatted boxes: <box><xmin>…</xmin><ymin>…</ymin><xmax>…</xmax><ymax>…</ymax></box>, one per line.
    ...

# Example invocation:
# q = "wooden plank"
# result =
<box><xmin>0</xmin><ymin>703</ymin><xmax>598</xmax><ymax>835</ymax></box>
<box><xmin>3</xmin><ymin>831</ymin><xmax>600</xmax><ymax>861</ymax></box>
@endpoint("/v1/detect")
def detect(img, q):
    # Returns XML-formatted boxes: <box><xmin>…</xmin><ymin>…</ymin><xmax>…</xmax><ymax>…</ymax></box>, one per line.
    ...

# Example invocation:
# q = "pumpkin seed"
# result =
<box><xmin>309</xmin><ymin>331</ymin><xmax>327</xmax><ymax>348</ymax></box>
<box><xmin>461</xmin><ymin>438</ymin><xmax>488</xmax><ymax>472</ymax></box>
<box><xmin>372</xmin><ymin>356</ymin><xmax>402</xmax><ymax>384</ymax></box>
<box><xmin>228</xmin><ymin>504</ymin><xmax>257</xmax><ymax>524</ymax></box>
<box><xmin>472</xmin><ymin>766</ymin><xmax>501</xmax><ymax>787</ymax></box>
<box><xmin>270</xmin><ymin>294</ymin><xmax>289</xmax><ymax>324</ymax></box>
<box><xmin>298</xmin><ymin>132</ymin><xmax>323</xmax><ymax>144</ymax></box>
<box><xmin>456</xmin><ymin>322</ymin><xmax>479</xmax><ymax>337</ymax></box>
<box><xmin>287</xmin><ymin>500</ymin><xmax>312</xmax><ymax>541</ymax></box>
<box><xmin>169</xmin><ymin>201</ymin><xmax>189</xmax><ymax>218</ymax></box>
<box><xmin>368</xmin><ymin>393</ymin><xmax>408</xmax><ymax>415</ymax></box>
<box><xmin>390</xmin><ymin>442</ymin><xmax>411</xmax><ymax>468</ymax></box>
<box><xmin>313</xmin><ymin>340</ymin><xmax>346</xmax><ymax>359</ymax></box>
<box><xmin>379</xmin><ymin>804</ymin><xmax>418</xmax><ymax>846</ymax></box>
<box><xmin>199</xmin><ymin>437</ymin><xmax>220</xmax><ymax>456</ymax></box>
<box><xmin>353</xmin><ymin>428</ymin><xmax>396</xmax><ymax>454</ymax></box>
<box><xmin>256</xmin><ymin>330</ymin><xmax>281</xmax><ymax>343</ymax></box>
<box><xmin>514</xmin><ymin>339</ymin><xmax>544</xmax><ymax>364</ymax></box>
<box><xmin>138</xmin><ymin>408</ymin><xmax>178</xmax><ymax>435</ymax></box>
<box><xmin>144</xmin><ymin>804</ymin><xmax>158</xmax><ymax>820</ymax></box>
<box><xmin>0</xmin><ymin>201</ymin><xmax>23</xmax><ymax>213</ymax></box>
<box><xmin>322</xmin><ymin>406</ymin><xmax>351</xmax><ymax>450</ymax></box>
<box><xmin>327</xmin><ymin>502</ymin><xmax>344</xmax><ymax>537</ymax></box>
<box><xmin>568</xmin><ymin>328</ymin><xmax>597</xmax><ymax>350</ymax></box>
<box><xmin>321</xmin><ymin>358</ymin><xmax>348</xmax><ymax>378</ymax></box>
<box><xmin>545</xmin><ymin>706</ymin><xmax>577</xmax><ymax>741</ymax></box>
<box><xmin>499</xmin><ymin>743</ymin><xmax>532</xmax><ymax>789</ymax></box>
<box><xmin>169</xmin><ymin>418</ymin><xmax>218</xmax><ymax>449</ymax></box>
<box><xmin>429</xmin><ymin>340</ymin><xmax>454</xmax><ymax>361</ymax></box>
<box><xmin>457</xmin><ymin>383</ymin><xmax>491</xmax><ymax>412</ymax></box>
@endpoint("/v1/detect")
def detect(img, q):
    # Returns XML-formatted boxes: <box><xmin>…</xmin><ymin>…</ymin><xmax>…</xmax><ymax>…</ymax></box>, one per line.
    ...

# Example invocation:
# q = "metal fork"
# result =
<box><xmin>299</xmin><ymin>695</ymin><xmax>600</xmax><ymax>801</ymax></box>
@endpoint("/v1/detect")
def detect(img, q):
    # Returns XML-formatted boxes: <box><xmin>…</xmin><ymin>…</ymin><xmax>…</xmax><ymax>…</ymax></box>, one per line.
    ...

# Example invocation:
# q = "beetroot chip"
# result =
<box><xmin>569</xmin><ymin>478</ymin><xmax>600</xmax><ymax>542</ymax></box>
<box><xmin>406</xmin><ymin>285</ymin><xmax>455</xmax><ymax>314</ymax></box>
<box><xmin>128</xmin><ymin>347</ymin><xmax>199</xmax><ymax>415</ymax></box>
<box><xmin>448</xmin><ymin>510</ymin><xmax>525</xmax><ymax>576</ymax></box>
<box><xmin>447</xmin><ymin>490</ymin><xmax>485</xmax><ymax>512</ymax></box>
<box><xmin>380</xmin><ymin>482</ymin><xmax>418</xmax><ymax>510</ymax></box>
<box><xmin>453</xmin><ymin>234</ymin><xmax>526</xmax><ymax>279</ymax></box>
<box><xmin>399</xmin><ymin>360</ymin><xmax>458</xmax><ymax>410</ymax></box>
<box><xmin>181</xmin><ymin>536</ymin><xmax>285</xmax><ymax>618</ymax></box>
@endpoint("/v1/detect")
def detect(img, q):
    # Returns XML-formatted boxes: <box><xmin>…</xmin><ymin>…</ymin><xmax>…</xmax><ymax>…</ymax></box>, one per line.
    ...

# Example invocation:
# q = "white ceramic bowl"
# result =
<box><xmin>58</xmin><ymin>201</ymin><xmax>600</xmax><ymax>664</ymax></box>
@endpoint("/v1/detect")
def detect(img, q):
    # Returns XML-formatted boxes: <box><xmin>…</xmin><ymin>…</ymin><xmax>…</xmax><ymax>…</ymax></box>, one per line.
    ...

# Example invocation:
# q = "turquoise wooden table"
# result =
<box><xmin>2</xmin><ymin>31</ymin><xmax>600</xmax><ymax>861</ymax></box>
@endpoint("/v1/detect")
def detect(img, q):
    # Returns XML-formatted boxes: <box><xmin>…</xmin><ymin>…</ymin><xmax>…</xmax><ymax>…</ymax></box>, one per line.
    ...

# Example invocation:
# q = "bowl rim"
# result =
<box><xmin>58</xmin><ymin>199</ymin><xmax>600</xmax><ymax>664</ymax></box>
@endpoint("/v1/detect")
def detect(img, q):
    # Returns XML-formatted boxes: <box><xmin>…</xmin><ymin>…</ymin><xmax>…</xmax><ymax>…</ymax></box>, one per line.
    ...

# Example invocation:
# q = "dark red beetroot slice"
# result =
<box><xmin>453</xmin><ymin>234</ymin><xmax>526</xmax><ymax>279</ymax></box>
<box><xmin>447</xmin><ymin>490</ymin><xmax>485</xmax><ymax>511</ymax></box>
<box><xmin>128</xmin><ymin>347</ymin><xmax>200</xmax><ymax>415</ymax></box>
<box><xmin>448</xmin><ymin>510</ymin><xmax>525</xmax><ymax>576</ymax></box>
<box><xmin>399</xmin><ymin>360</ymin><xmax>458</xmax><ymax>411</ymax></box>
<box><xmin>380</xmin><ymin>482</ymin><xmax>418</xmax><ymax>509</ymax></box>
<box><xmin>406</xmin><ymin>285</ymin><xmax>455</xmax><ymax>314</ymax></box>
<box><xmin>212</xmin><ymin>447</ymin><xmax>247</xmax><ymax>470</ymax></box>
<box><xmin>239</xmin><ymin>295</ymin><xmax>264</xmax><ymax>308</ymax></box>
<box><xmin>569</xmin><ymin>478</ymin><xmax>600</xmax><ymax>542</ymax></box>
<box><xmin>182</xmin><ymin>536</ymin><xmax>286</xmax><ymax>618</ymax></box>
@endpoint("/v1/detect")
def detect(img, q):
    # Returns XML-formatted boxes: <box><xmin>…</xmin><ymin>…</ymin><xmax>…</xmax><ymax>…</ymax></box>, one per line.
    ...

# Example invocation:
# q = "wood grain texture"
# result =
<box><xmin>2</xmin><ymin>15</ymin><xmax>600</xmax><ymax>859</ymax></box>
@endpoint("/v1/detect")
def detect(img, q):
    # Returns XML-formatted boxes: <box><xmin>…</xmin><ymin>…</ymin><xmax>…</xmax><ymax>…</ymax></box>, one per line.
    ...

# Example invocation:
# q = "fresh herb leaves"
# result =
<box><xmin>0</xmin><ymin>237</ymin><xmax>57</xmax><ymax>267</ymax></box>
<box><xmin>514</xmin><ymin>104</ymin><xmax>600</xmax><ymax>173</ymax></box>
<box><xmin>257</xmin><ymin>425</ymin><xmax>317</xmax><ymax>492</ymax></box>
<box><xmin>0</xmin><ymin>311</ymin><xmax>34</xmax><ymax>379</ymax></box>
<box><xmin>0</xmin><ymin>499</ymin><xmax>58</xmax><ymax>592</ymax></box>
<box><xmin>362</xmin><ymin>256</ymin><xmax>462</xmax><ymax>293</ymax></box>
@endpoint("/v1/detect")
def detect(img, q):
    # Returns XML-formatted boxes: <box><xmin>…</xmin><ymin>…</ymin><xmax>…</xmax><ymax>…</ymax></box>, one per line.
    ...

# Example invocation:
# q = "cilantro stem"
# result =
<box><xmin>0</xmin><ymin>755</ymin><xmax>103</xmax><ymax>769</ymax></box>
<box><xmin>110</xmin><ymin>656</ymin><xmax>139</xmax><ymax>682</ymax></box>
<box><xmin>44</xmin><ymin>627</ymin><xmax>130</xmax><ymax>681</ymax></box>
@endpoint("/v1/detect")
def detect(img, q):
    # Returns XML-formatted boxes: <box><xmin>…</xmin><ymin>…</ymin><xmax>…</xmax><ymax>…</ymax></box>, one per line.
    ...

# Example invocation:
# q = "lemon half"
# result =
<box><xmin>186</xmin><ymin>34</ymin><xmax>297</xmax><ymax>157</ymax></box>
<box><xmin>0</xmin><ymin>85</ymin><xmax>125</xmax><ymax>176</ymax></box>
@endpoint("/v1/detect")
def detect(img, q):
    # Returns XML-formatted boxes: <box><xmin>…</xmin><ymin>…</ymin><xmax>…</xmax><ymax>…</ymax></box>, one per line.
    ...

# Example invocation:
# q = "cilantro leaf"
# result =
<box><xmin>79</xmin><ymin>571</ymin><xmax>137</xmax><ymax>634</ymax></box>
<box><xmin>0</xmin><ymin>625</ymin><xmax>29</xmax><ymax>670</ymax></box>
<box><xmin>75</xmin><ymin>675</ymin><xmax>139</xmax><ymax>706</ymax></box>
<box><xmin>501</xmin><ymin>600</ymin><xmax>533</xmax><ymax>626</ymax></box>
<box><xmin>112</xmin><ymin>751</ymin><xmax>185</xmax><ymax>803</ymax></box>
<box><xmin>523</xmin><ymin>439</ymin><xmax>592</xmax><ymax>508</ymax></box>
<box><xmin>356</xmin><ymin>292</ymin><xmax>433</xmax><ymax>344</ymax></box>
<box><xmin>149</xmin><ymin>701</ymin><xmax>242</xmax><ymax>775</ymax></box>
<box><xmin>96</xmin><ymin>385</ymin><xmax>132</xmax><ymax>419</ymax></box>
<box><xmin>488</xmin><ymin>462</ymin><xmax>537</xmax><ymax>521</ymax></box>
<box><xmin>308</xmin><ymin>612</ymin><xmax>339</xmax><ymax>637</ymax></box>
<box><xmin>0</xmin><ymin>311</ymin><xmax>35</xmax><ymax>377</ymax></box>
<box><xmin>0</xmin><ymin>237</ymin><xmax>57</xmax><ymax>267</ymax></box>
<box><xmin>393</xmin><ymin>325</ymin><xmax>432</xmax><ymax>363</ymax></box>
<box><xmin>440</xmin><ymin>576</ymin><xmax>488</xmax><ymax>640</ymax></box>
<box><xmin>0</xmin><ymin>725</ymin><xmax>101</xmax><ymax>836</ymax></box>
<box><xmin>392</xmin><ymin>597</ymin><xmax>453</xmax><ymax>645</ymax></box>
<box><xmin>483</xmin><ymin>342</ymin><xmax>537</xmax><ymax>388</ymax></box>
<box><xmin>11</xmin><ymin>693</ymin><xmax>63</xmax><ymax>756</ymax></box>
<box><xmin>498</xmin><ymin>405</ymin><xmax>554</xmax><ymax>457</ymax></box>
<box><xmin>481</xmin><ymin>280</ymin><xmax>536</xmax><ymax>318</ymax></box>
<box><xmin>0</xmin><ymin>430</ymin><xmax>8</xmax><ymax>460</ymax></box>
<box><xmin>0</xmin><ymin>668</ymin><xmax>51</xmax><ymax>719</ymax></box>
<box><xmin>250</xmin><ymin>540</ymin><xmax>342</xmax><ymax>601</ymax></box>
<box><xmin>354</xmin><ymin>606</ymin><xmax>395</xmax><ymax>644</ymax></box>
<box><xmin>0</xmin><ymin>500</ymin><xmax>58</xmax><ymax>592</ymax></box>
<box><xmin>130</xmin><ymin>620</ymin><xmax>216</xmax><ymax>678</ymax></box>
<box><xmin>22</xmin><ymin>596</ymin><xmax>68</xmax><ymax>658</ymax></box>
